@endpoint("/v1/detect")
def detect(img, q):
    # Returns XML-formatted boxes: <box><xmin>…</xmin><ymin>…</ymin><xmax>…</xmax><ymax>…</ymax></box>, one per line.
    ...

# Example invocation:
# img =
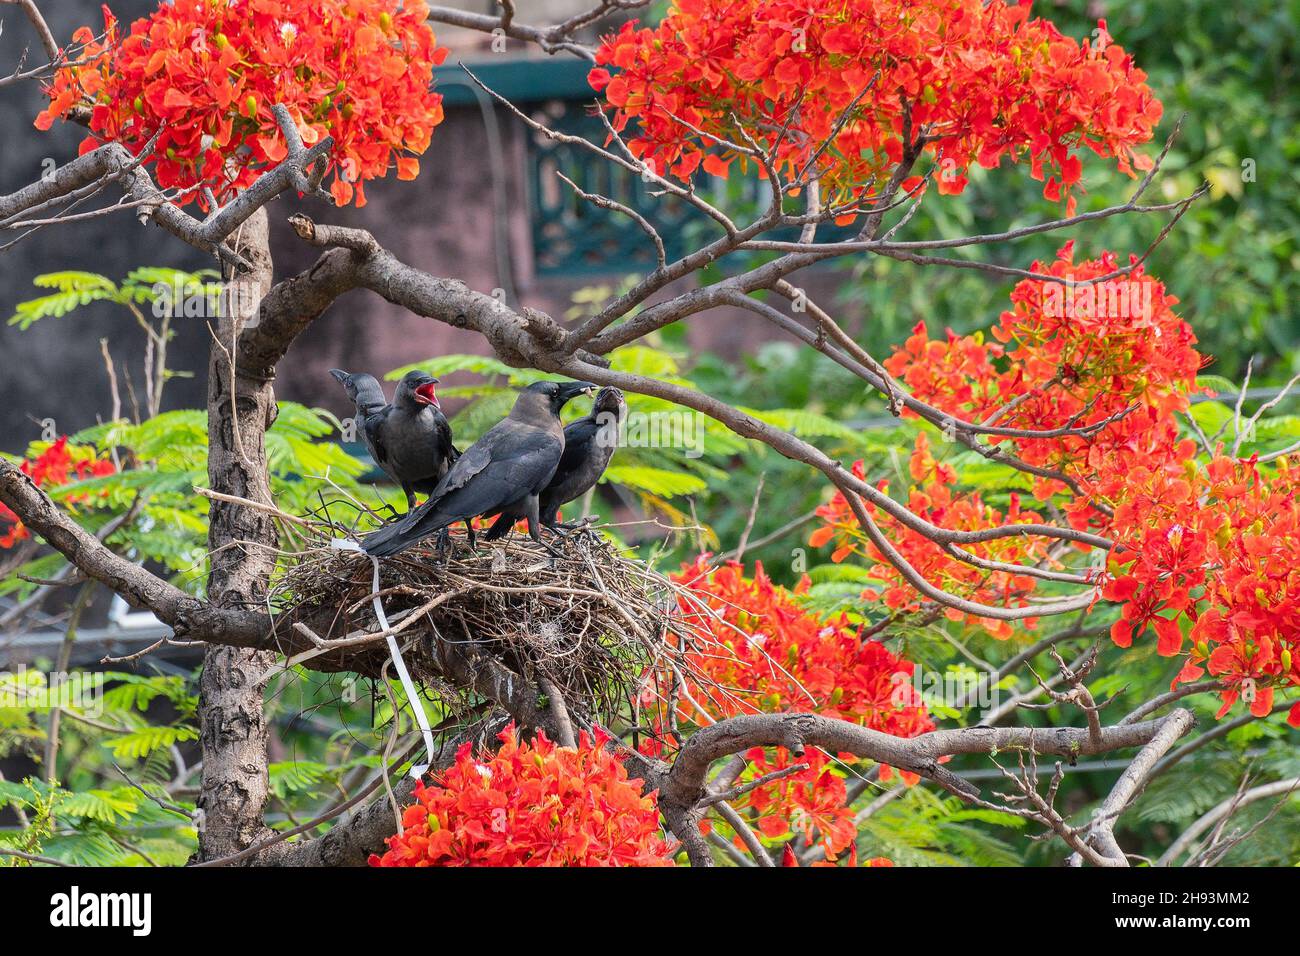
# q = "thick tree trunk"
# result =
<box><xmin>195</xmin><ymin>209</ymin><xmax>280</xmax><ymax>862</ymax></box>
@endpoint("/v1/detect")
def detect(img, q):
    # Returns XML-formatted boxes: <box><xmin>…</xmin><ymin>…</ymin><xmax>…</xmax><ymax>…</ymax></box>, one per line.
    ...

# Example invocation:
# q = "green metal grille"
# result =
<box><xmin>436</xmin><ymin>58</ymin><xmax>858</xmax><ymax>277</ymax></box>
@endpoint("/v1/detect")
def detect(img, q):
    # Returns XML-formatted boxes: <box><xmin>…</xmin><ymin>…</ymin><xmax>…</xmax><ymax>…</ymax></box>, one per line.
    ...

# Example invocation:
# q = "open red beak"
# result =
<box><xmin>414</xmin><ymin>381</ymin><xmax>439</xmax><ymax>407</ymax></box>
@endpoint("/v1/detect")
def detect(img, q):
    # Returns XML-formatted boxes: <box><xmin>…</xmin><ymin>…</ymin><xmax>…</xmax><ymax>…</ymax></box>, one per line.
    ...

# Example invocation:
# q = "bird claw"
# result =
<box><xmin>551</xmin><ymin>516</ymin><xmax>600</xmax><ymax>547</ymax></box>
<box><xmin>433</xmin><ymin>537</ymin><xmax>450</xmax><ymax>566</ymax></box>
<box><xmin>533</xmin><ymin>529</ymin><xmax>566</xmax><ymax>560</ymax></box>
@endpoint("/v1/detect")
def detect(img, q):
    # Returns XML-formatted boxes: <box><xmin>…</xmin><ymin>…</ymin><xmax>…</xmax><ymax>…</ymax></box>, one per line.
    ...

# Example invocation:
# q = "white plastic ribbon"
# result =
<box><xmin>331</xmin><ymin>538</ymin><xmax>435</xmax><ymax>778</ymax></box>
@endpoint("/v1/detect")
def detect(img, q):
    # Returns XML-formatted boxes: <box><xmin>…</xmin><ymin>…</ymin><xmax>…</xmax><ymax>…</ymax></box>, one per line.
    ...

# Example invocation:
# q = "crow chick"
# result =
<box><xmin>484</xmin><ymin>386</ymin><xmax>626</xmax><ymax>540</ymax></box>
<box><xmin>329</xmin><ymin>368</ymin><xmax>458</xmax><ymax>512</ymax></box>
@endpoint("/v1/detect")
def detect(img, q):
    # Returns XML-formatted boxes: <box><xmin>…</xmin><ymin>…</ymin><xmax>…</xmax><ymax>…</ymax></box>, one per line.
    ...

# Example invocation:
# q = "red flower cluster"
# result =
<box><xmin>368</xmin><ymin>726</ymin><xmax>672</xmax><ymax>867</ymax></box>
<box><xmin>658</xmin><ymin>557</ymin><xmax>934</xmax><ymax>856</ymax></box>
<box><xmin>811</xmin><ymin>242</ymin><xmax>1300</xmax><ymax>722</ymax></box>
<box><xmin>1105</xmin><ymin>454</ymin><xmax>1300</xmax><ymax>723</ymax></box>
<box><xmin>590</xmin><ymin>0</ymin><xmax>1160</xmax><ymax>213</ymax></box>
<box><xmin>888</xmin><ymin>243</ymin><xmax>1201</xmax><ymax>499</ymax></box>
<box><xmin>811</xmin><ymin>244</ymin><xmax>1197</xmax><ymax>618</ymax></box>
<box><xmin>0</xmin><ymin>437</ymin><xmax>115</xmax><ymax>548</ymax></box>
<box><xmin>37</xmin><ymin>0</ymin><xmax>447</xmax><ymax>208</ymax></box>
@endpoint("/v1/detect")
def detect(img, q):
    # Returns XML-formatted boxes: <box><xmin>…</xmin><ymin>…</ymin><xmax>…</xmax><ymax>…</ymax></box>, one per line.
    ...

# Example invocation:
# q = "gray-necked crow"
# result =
<box><xmin>484</xmin><ymin>386</ymin><xmax>625</xmax><ymax>540</ymax></box>
<box><xmin>329</xmin><ymin>368</ymin><xmax>458</xmax><ymax>512</ymax></box>
<box><xmin>362</xmin><ymin>380</ymin><xmax>597</xmax><ymax>557</ymax></box>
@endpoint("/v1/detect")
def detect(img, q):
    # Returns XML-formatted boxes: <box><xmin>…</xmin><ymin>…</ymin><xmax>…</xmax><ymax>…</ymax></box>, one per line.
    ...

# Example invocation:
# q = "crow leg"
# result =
<box><xmin>400</xmin><ymin>483</ymin><xmax>417</xmax><ymax>513</ymax></box>
<box><xmin>525</xmin><ymin>495</ymin><xmax>563</xmax><ymax>558</ymax></box>
<box><xmin>463</xmin><ymin>520</ymin><xmax>478</xmax><ymax>551</ymax></box>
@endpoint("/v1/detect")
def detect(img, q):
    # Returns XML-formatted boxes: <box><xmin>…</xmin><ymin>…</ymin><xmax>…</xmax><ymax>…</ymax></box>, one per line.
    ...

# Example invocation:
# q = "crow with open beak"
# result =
<box><xmin>483</xmin><ymin>386</ymin><xmax>626</xmax><ymax>540</ymax></box>
<box><xmin>362</xmin><ymin>380</ymin><xmax>598</xmax><ymax>557</ymax></box>
<box><xmin>329</xmin><ymin>368</ymin><xmax>464</xmax><ymax>527</ymax></box>
<box><xmin>385</xmin><ymin>370</ymin><xmax>458</xmax><ymax>508</ymax></box>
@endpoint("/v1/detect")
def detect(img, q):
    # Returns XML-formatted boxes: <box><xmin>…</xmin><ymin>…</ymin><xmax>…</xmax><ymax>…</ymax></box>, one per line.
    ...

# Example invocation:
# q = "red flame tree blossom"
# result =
<box><xmin>589</xmin><ymin>0</ymin><xmax>1160</xmax><ymax>215</ymax></box>
<box><xmin>652</xmin><ymin>558</ymin><xmax>934</xmax><ymax>857</ymax></box>
<box><xmin>369</xmin><ymin>726</ymin><xmax>673</xmax><ymax>867</ymax></box>
<box><xmin>374</xmin><ymin>562</ymin><xmax>932</xmax><ymax>865</ymax></box>
<box><xmin>0</xmin><ymin>437</ymin><xmax>115</xmax><ymax>549</ymax></box>
<box><xmin>37</xmin><ymin>0</ymin><xmax>447</xmax><ymax>207</ymax></box>
<box><xmin>810</xmin><ymin>243</ymin><xmax>1300</xmax><ymax>725</ymax></box>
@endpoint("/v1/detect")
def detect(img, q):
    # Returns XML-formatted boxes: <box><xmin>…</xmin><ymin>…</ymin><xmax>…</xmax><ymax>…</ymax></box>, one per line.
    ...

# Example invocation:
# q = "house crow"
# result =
<box><xmin>484</xmin><ymin>386</ymin><xmax>626</xmax><ymax>540</ymax></box>
<box><xmin>362</xmin><ymin>380</ymin><xmax>597</xmax><ymax>557</ymax></box>
<box><xmin>329</xmin><ymin>368</ymin><xmax>459</xmax><ymax>512</ymax></box>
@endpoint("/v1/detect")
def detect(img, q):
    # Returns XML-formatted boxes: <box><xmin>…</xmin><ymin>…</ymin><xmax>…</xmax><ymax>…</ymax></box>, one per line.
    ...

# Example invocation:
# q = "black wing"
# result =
<box><xmin>485</xmin><ymin>418</ymin><xmax>600</xmax><ymax>539</ymax></box>
<box><xmin>435</xmin><ymin>422</ymin><xmax>561</xmax><ymax>518</ymax></box>
<box><xmin>434</xmin><ymin>411</ymin><xmax>458</xmax><ymax>479</ymax></box>
<box><xmin>552</xmin><ymin>418</ymin><xmax>599</xmax><ymax>487</ymax></box>
<box><xmin>361</xmin><ymin>409</ymin><xmax>393</xmax><ymax>475</ymax></box>
<box><xmin>364</xmin><ymin>421</ymin><xmax>561</xmax><ymax>556</ymax></box>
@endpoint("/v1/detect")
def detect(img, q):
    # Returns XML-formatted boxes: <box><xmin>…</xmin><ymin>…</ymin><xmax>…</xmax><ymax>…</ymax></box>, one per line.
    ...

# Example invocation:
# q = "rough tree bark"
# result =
<box><xmin>194</xmin><ymin>208</ymin><xmax>279</xmax><ymax>862</ymax></box>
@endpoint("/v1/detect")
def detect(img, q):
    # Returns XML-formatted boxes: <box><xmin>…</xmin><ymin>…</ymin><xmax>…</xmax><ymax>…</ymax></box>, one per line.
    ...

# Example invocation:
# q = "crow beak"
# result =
<box><xmin>328</xmin><ymin>368</ymin><xmax>349</xmax><ymax>386</ymax></box>
<box><xmin>414</xmin><ymin>379</ymin><xmax>440</xmax><ymax>407</ymax></box>
<box><xmin>556</xmin><ymin>381</ymin><xmax>596</xmax><ymax>401</ymax></box>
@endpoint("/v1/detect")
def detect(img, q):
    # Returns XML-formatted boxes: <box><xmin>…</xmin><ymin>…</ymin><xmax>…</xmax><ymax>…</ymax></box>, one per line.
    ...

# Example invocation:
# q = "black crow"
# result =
<box><xmin>329</xmin><ymin>368</ymin><xmax>458</xmax><ymax>512</ymax></box>
<box><xmin>362</xmin><ymin>380</ymin><xmax>597</xmax><ymax>557</ymax></box>
<box><xmin>329</xmin><ymin>368</ymin><xmax>388</xmax><ymax>466</ymax></box>
<box><xmin>484</xmin><ymin>386</ymin><xmax>626</xmax><ymax>540</ymax></box>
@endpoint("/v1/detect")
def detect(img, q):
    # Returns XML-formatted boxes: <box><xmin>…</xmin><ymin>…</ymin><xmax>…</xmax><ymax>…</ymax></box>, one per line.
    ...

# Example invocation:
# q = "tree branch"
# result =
<box><xmin>653</xmin><ymin>710</ymin><xmax>1193</xmax><ymax>865</ymax></box>
<box><xmin>1157</xmin><ymin>777</ymin><xmax>1300</xmax><ymax>867</ymax></box>
<box><xmin>5</xmin><ymin>103</ymin><xmax>335</xmax><ymax>267</ymax></box>
<box><xmin>0</xmin><ymin>458</ymin><xmax>270</xmax><ymax>645</ymax></box>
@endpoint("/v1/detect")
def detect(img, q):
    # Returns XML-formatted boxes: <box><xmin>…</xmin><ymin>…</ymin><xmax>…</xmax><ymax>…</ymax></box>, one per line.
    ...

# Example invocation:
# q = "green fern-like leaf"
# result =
<box><xmin>7</xmin><ymin>272</ymin><xmax>119</xmax><ymax>329</ymax></box>
<box><xmin>740</xmin><ymin>406</ymin><xmax>865</xmax><ymax>445</ymax></box>
<box><xmin>602</xmin><ymin>465</ymin><xmax>707</xmax><ymax>497</ymax></box>
<box><xmin>57</xmin><ymin>788</ymin><xmax>140</xmax><ymax>824</ymax></box>
<box><xmin>102</xmin><ymin>725</ymin><xmax>198</xmax><ymax>760</ymax></box>
<box><xmin>269</xmin><ymin>761</ymin><xmax>331</xmax><ymax>798</ymax></box>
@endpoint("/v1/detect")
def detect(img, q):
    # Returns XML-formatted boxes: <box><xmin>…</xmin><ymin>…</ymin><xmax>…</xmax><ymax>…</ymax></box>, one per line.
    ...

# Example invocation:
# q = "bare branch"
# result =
<box><xmin>1158</xmin><ymin>777</ymin><xmax>1300</xmax><ymax>867</ymax></box>
<box><xmin>2</xmin><ymin>0</ymin><xmax>58</xmax><ymax>61</ymax></box>
<box><xmin>5</xmin><ymin>102</ymin><xmax>335</xmax><ymax>266</ymax></box>
<box><xmin>556</xmin><ymin>171</ymin><xmax>666</xmax><ymax>269</ymax></box>
<box><xmin>424</xmin><ymin>2</ymin><xmax>630</xmax><ymax>59</ymax></box>
<box><xmin>655</xmin><ymin>710</ymin><xmax>1195</xmax><ymax>866</ymax></box>
<box><xmin>1078</xmin><ymin>708</ymin><xmax>1196</xmax><ymax>864</ymax></box>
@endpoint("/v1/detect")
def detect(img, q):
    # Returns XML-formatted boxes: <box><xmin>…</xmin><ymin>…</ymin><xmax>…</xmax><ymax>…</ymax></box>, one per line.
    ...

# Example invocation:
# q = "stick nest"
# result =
<box><xmin>273</xmin><ymin>523</ymin><xmax>716</xmax><ymax>729</ymax></box>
